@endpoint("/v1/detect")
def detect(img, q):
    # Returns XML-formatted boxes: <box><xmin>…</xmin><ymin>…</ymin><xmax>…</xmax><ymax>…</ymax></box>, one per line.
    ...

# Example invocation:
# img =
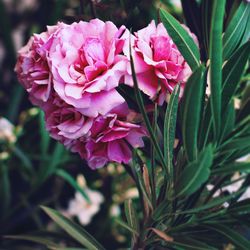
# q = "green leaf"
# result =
<box><xmin>55</xmin><ymin>169</ymin><xmax>90</xmax><ymax>203</ymax></box>
<box><xmin>223</xmin><ymin>2</ymin><xmax>250</xmax><ymax>60</ymax></box>
<box><xmin>5</xmin><ymin>235</ymin><xmax>59</xmax><ymax>249</ymax></box>
<box><xmin>219</xmin><ymin>101</ymin><xmax>235</xmax><ymax>142</ymax></box>
<box><xmin>241</xmin><ymin>11</ymin><xmax>250</xmax><ymax>45</ymax></box>
<box><xmin>209</xmin><ymin>0</ymin><xmax>226</xmax><ymax>139</ymax></box>
<box><xmin>159</xmin><ymin>8</ymin><xmax>200</xmax><ymax>71</ymax></box>
<box><xmin>12</xmin><ymin>146</ymin><xmax>33</xmax><ymax>174</ymax></box>
<box><xmin>181</xmin><ymin>66</ymin><xmax>205</xmax><ymax>161</ymax></box>
<box><xmin>115</xmin><ymin>219</ymin><xmax>139</xmax><ymax>236</ymax></box>
<box><xmin>222</xmin><ymin>41</ymin><xmax>250</xmax><ymax>113</ymax></box>
<box><xmin>172</xmin><ymin>187</ymin><xmax>248</xmax><ymax>215</ymax></box>
<box><xmin>38</xmin><ymin>142</ymin><xmax>66</xmax><ymax>184</ymax></box>
<box><xmin>168</xmin><ymin>239</ymin><xmax>213</xmax><ymax>250</ymax></box>
<box><xmin>201</xmin><ymin>0</ymin><xmax>212</xmax><ymax>57</ymax></box>
<box><xmin>204</xmin><ymin>224</ymin><xmax>250</xmax><ymax>250</ymax></box>
<box><xmin>164</xmin><ymin>84</ymin><xmax>180</xmax><ymax>178</ymax></box>
<box><xmin>41</xmin><ymin>206</ymin><xmax>105</xmax><ymax>250</ymax></box>
<box><xmin>212</xmin><ymin>162</ymin><xmax>250</xmax><ymax>175</ymax></box>
<box><xmin>124</xmin><ymin>199</ymin><xmax>139</xmax><ymax>233</ymax></box>
<box><xmin>176</xmin><ymin>145</ymin><xmax>213</xmax><ymax>197</ymax></box>
<box><xmin>170</xmin><ymin>237</ymin><xmax>217</xmax><ymax>250</ymax></box>
<box><xmin>218</xmin><ymin>136</ymin><xmax>250</xmax><ymax>155</ymax></box>
<box><xmin>0</xmin><ymin>164</ymin><xmax>11</xmax><ymax>217</ymax></box>
<box><xmin>228</xmin><ymin>198</ymin><xmax>250</xmax><ymax>215</ymax></box>
<box><xmin>129</xmin><ymin>46</ymin><xmax>166</xmax><ymax>172</ymax></box>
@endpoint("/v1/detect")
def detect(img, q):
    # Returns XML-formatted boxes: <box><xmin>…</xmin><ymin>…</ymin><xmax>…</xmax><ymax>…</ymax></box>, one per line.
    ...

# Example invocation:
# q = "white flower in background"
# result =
<box><xmin>65</xmin><ymin>174</ymin><xmax>104</xmax><ymax>225</ymax></box>
<box><xmin>110</xmin><ymin>204</ymin><xmax>121</xmax><ymax>218</ymax></box>
<box><xmin>0</xmin><ymin>117</ymin><xmax>16</xmax><ymax>143</ymax></box>
<box><xmin>236</xmin><ymin>154</ymin><xmax>250</xmax><ymax>162</ymax></box>
<box><xmin>170</xmin><ymin>0</ymin><xmax>182</xmax><ymax>9</ymax></box>
<box><xmin>67</xmin><ymin>189</ymin><xmax>104</xmax><ymax>225</ymax></box>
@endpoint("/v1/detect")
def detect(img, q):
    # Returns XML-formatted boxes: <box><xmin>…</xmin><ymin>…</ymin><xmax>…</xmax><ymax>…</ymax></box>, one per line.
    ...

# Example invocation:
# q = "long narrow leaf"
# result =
<box><xmin>129</xmin><ymin>45</ymin><xmax>166</xmax><ymax>172</ymax></box>
<box><xmin>222</xmin><ymin>41</ymin><xmax>250</xmax><ymax>112</ymax></box>
<box><xmin>201</xmin><ymin>0</ymin><xmax>212</xmax><ymax>57</ymax></box>
<box><xmin>176</xmin><ymin>145</ymin><xmax>213</xmax><ymax>197</ymax></box>
<box><xmin>55</xmin><ymin>169</ymin><xmax>90</xmax><ymax>203</ymax></box>
<box><xmin>223</xmin><ymin>2</ymin><xmax>250</xmax><ymax>60</ymax></box>
<box><xmin>209</xmin><ymin>0</ymin><xmax>226</xmax><ymax>139</ymax></box>
<box><xmin>41</xmin><ymin>206</ymin><xmax>105</xmax><ymax>250</ymax></box>
<box><xmin>181</xmin><ymin>66</ymin><xmax>205</xmax><ymax>161</ymax></box>
<box><xmin>204</xmin><ymin>224</ymin><xmax>250</xmax><ymax>250</ymax></box>
<box><xmin>5</xmin><ymin>235</ymin><xmax>60</xmax><ymax>249</ymax></box>
<box><xmin>164</xmin><ymin>84</ymin><xmax>180</xmax><ymax>178</ymax></box>
<box><xmin>115</xmin><ymin>219</ymin><xmax>139</xmax><ymax>236</ymax></box>
<box><xmin>159</xmin><ymin>8</ymin><xmax>200</xmax><ymax>71</ymax></box>
<box><xmin>212</xmin><ymin>162</ymin><xmax>250</xmax><ymax>175</ymax></box>
<box><xmin>124</xmin><ymin>199</ymin><xmax>139</xmax><ymax>233</ymax></box>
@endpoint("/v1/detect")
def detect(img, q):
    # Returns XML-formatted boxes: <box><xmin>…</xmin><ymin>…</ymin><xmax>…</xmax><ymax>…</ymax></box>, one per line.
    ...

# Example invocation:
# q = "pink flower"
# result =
<box><xmin>15</xmin><ymin>23</ymin><xmax>65</xmax><ymax>106</ymax></box>
<box><xmin>123</xmin><ymin>20</ymin><xmax>195</xmax><ymax>104</ymax></box>
<box><xmin>43</xmin><ymin>96</ymin><xmax>93</xmax><ymax>147</ymax></box>
<box><xmin>49</xmin><ymin>19</ymin><xmax>129</xmax><ymax>117</ymax></box>
<box><xmin>72</xmin><ymin>105</ymin><xmax>147</xmax><ymax>169</ymax></box>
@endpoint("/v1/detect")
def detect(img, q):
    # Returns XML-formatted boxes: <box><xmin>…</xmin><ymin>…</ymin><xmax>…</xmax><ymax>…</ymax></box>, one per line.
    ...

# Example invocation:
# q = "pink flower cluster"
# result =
<box><xmin>15</xmin><ymin>18</ymin><xmax>194</xmax><ymax>169</ymax></box>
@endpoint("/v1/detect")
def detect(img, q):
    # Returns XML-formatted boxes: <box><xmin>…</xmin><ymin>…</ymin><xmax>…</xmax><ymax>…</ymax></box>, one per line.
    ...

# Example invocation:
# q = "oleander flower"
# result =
<box><xmin>67</xmin><ymin>189</ymin><xmax>104</xmax><ymax>225</ymax></box>
<box><xmin>72</xmin><ymin>106</ymin><xmax>147</xmax><ymax>169</ymax></box>
<box><xmin>15</xmin><ymin>23</ymin><xmax>65</xmax><ymax>106</ymax></box>
<box><xmin>49</xmin><ymin>18</ymin><xmax>129</xmax><ymax>117</ymax></box>
<box><xmin>43</xmin><ymin>95</ymin><xmax>93</xmax><ymax>148</ymax></box>
<box><xmin>123</xmin><ymin>20</ymin><xmax>196</xmax><ymax>104</ymax></box>
<box><xmin>0</xmin><ymin>117</ymin><xmax>16</xmax><ymax>144</ymax></box>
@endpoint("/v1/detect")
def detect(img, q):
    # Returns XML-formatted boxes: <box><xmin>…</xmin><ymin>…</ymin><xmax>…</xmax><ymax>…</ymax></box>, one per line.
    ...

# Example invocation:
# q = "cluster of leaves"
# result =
<box><xmin>1</xmin><ymin>0</ymin><xmax>250</xmax><ymax>249</ymax></box>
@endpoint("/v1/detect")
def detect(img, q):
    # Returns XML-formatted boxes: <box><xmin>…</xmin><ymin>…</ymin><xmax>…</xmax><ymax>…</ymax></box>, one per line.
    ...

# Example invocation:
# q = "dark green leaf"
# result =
<box><xmin>229</xmin><ymin>198</ymin><xmax>250</xmax><ymax>215</ymax></box>
<box><xmin>212</xmin><ymin>162</ymin><xmax>250</xmax><ymax>175</ymax></box>
<box><xmin>218</xmin><ymin>136</ymin><xmax>250</xmax><ymax>155</ymax></box>
<box><xmin>222</xmin><ymin>41</ymin><xmax>250</xmax><ymax>113</ymax></box>
<box><xmin>115</xmin><ymin>219</ymin><xmax>138</xmax><ymax>236</ymax></box>
<box><xmin>159</xmin><ymin>8</ymin><xmax>200</xmax><ymax>70</ymax></box>
<box><xmin>204</xmin><ymin>224</ymin><xmax>250</xmax><ymax>250</ymax></box>
<box><xmin>201</xmin><ymin>0</ymin><xmax>212</xmax><ymax>57</ymax></box>
<box><xmin>219</xmin><ymin>101</ymin><xmax>235</xmax><ymax>142</ymax></box>
<box><xmin>0</xmin><ymin>164</ymin><xmax>11</xmax><ymax>217</ymax></box>
<box><xmin>164</xmin><ymin>84</ymin><xmax>180</xmax><ymax>178</ymax></box>
<box><xmin>176</xmin><ymin>145</ymin><xmax>213</xmax><ymax>197</ymax></box>
<box><xmin>55</xmin><ymin>169</ymin><xmax>90</xmax><ymax>203</ymax></box>
<box><xmin>170</xmin><ymin>237</ymin><xmax>217</xmax><ymax>250</ymax></box>
<box><xmin>223</xmin><ymin>2</ymin><xmax>250</xmax><ymax>60</ymax></box>
<box><xmin>181</xmin><ymin>66</ymin><xmax>205</xmax><ymax>161</ymax></box>
<box><xmin>124</xmin><ymin>199</ymin><xmax>139</xmax><ymax>233</ymax></box>
<box><xmin>129</xmin><ymin>46</ymin><xmax>166</xmax><ymax>172</ymax></box>
<box><xmin>209</xmin><ymin>0</ymin><xmax>226</xmax><ymax>139</ymax></box>
<box><xmin>5</xmin><ymin>235</ymin><xmax>59</xmax><ymax>248</ymax></box>
<box><xmin>41</xmin><ymin>206</ymin><xmax>105</xmax><ymax>250</ymax></box>
<box><xmin>12</xmin><ymin>146</ymin><xmax>33</xmax><ymax>174</ymax></box>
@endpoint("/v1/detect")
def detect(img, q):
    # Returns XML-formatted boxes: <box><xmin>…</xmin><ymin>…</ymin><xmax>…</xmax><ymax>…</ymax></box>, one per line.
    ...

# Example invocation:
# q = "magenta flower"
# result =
<box><xmin>72</xmin><ymin>108</ymin><xmax>147</xmax><ymax>169</ymax></box>
<box><xmin>15</xmin><ymin>23</ymin><xmax>65</xmax><ymax>106</ymax></box>
<box><xmin>123</xmin><ymin>21</ymin><xmax>196</xmax><ymax>104</ymax></box>
<box><xmin>49</xmin><ymin>19</ymin><xmax>129</xmax><ymax>116</ymax></box>
<box><xmin>43</xmin><ymin>96</ymin><xmax>93</xmax><ymax>147</ymax></box>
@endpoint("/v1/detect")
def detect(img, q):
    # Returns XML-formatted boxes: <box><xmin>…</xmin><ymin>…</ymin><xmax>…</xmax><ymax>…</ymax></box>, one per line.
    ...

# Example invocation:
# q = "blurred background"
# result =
<box><xmin>0</xmin><ymin>0</ymin><xmax>182</xmax><ymax>249</ymax></box>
